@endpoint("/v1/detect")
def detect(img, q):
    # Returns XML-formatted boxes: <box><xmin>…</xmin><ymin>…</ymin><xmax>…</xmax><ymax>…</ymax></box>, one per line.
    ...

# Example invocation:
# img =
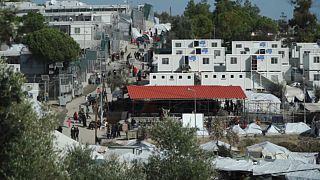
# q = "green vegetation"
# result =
<box><xmin>156</xmin><ymin>0</ymin><xmax>320</xmax><ymax>46</ymax></box>
<box><xmin>289</xmin><ymin>0</ymin><xmax>320</xmax><ymax>42</ymax></box>
<box><xmin>0</xmin><ymin>9</ymin><xmax>18</xmax><ymax>45</ymax></box>
<box><xmin>18</xmin><ymin>12</ymin><xmax>46</xmax><ymax>35</ymax></box>
<box><xmin>0</xmin><ymin>61</ymin><xmax>216</xmax><ymax>179</ymax></box>
<box><xmin>146</xmin><ymin>117</ymin><xmax>216</xmax><ymax>180</ymax></box>
<box><xmin>23</xmin><ymin>28</ymin><xmax>80</xmax><ymax>62</ymax></box>
<box><xmin>0</xmin><ymin>60</ymin><xmax>63</xmax><ymax>179</ymax></box>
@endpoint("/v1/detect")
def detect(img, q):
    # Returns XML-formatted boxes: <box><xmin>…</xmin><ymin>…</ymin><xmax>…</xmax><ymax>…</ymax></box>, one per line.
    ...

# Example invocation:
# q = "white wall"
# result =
<box><xmin>149</xmin><ymin>73</ymin><xmax>194</xmax><ymax>86</ymax></box>
<box><xmin>172</xmin><ymin>39</ymin><xmax>223</xmax><ymax>48</ymax></box>
<box><xmin>232</xmin><ymin>41</ymin><xmax>282</xmax><ymax>54</ymax></box>
<box><xmin>8</xmin><ymin>64</ymin><xmax>20</xmax><ymax>72</ymax></box>
<box><xmin>70</xmin><ymin>24</ymin><xmax>93</xmax><ymax>41</ymax></box>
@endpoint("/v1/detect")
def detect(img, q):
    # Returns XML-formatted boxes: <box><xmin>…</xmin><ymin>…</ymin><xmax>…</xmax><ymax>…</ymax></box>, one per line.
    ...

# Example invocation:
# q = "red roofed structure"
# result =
<box><xmin>127</xmin><ymin>85</ymin><xmax>246</xmax><ymax>100</ymax></box>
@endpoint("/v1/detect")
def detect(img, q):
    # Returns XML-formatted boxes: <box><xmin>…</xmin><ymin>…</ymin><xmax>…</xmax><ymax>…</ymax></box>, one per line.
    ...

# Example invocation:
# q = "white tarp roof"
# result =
<box><xmin>246</xmin><ymin>91</ymin><xmax>281</xmax><ymax>103</ymax></box>
<box><xmin>213</xmin><ymin>157</ymin><xmax>253</xmax><ymax>172</ymax></box>
<box><xmin>304</xmin><ymin>103</ymin><xmax>320</xmax><ymax>112</ymax></box>
<box><xmin>266</xmin><ymin>125</ymin><xmax>281</xmax><ymax>136</ymax></box>
<box><xmin>214</xmin><ymin>157</ymin><xmax>320</xmax><ymax>178</ymax></box>
<box><xmin>284</xmin><ymin>169</ymin><xmax>320</xmax><ymax>180</ymax></box>
<box><xmin>252</xmin><ymin>159</ymin><xmax>320</xmax><ymax>176</ymax></box>
<box><xmin>131</xmin><ymin>28</ymin><xmax>142</xmax><ymax>39</ymax></box>
<box><xmin>245</xmin><ymin>123</ymin><xmax>262</xmax><ymax>135</ymax></box>
<box><xmin>200</xmin><ymin>140</ymin><xmax>238</xmax><ymax>152</ymax></box>
<box><xmin>29</xmin><ymin>98</ymin><xmax>43</xmax><ymax>118</ymax></box>
<box><xmin>285</xmin><ymin>122</ymin><xmax>311</xmax><ymax>134</ymax></box>
<box><xmin>118</xmin><ymin>151</ymin><xmax>152</xmax><ymax>163</ymax></box>
<box><xmin>246</xmin><ymin>141</ymin><xmax>291</xmax><ymax>160</ymax></box>
<box><xmin>232</xmin><ymin>124</ymin><xmax>247</xmax><ymax>136</ymax></box>
<box><xmin>53</xmin><ymin>131</ymin><xmax>104</xmax><ymax>160</ymax></box>
<box><xmin>285</xmin><ymin>85</ymin><xmax>304</xmax><ymax>102</ymax></box>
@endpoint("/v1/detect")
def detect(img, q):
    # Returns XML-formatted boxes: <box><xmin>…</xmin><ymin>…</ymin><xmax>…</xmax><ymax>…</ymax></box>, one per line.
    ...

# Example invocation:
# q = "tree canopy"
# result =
<box><xmin>146</xmin><ymin>117</ymin><xmax>216</xmax><ymax>180</ymax></box>
<box><xmin>18</xmin><ymin>12</ymin><xmax>46</xmax><ymax>34</ymax></box>
<box><xmin>156</xmin><ymin>0</ymin><xmax>279</xmax><ymax>43</ymax></box>
<box><xmin>23</xmin><ymin>28</ymin><xmax>80</xmax><ymax>62</ymax></box>
<box><xmin>289</xmin><ymin>0</ymin><xmax>319</xmax><ymax>42</ymax></box>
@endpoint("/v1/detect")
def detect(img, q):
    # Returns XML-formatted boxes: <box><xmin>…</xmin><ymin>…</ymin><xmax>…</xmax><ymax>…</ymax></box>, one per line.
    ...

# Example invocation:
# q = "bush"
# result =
<box><xmin>217</xmin><ymin>145</ymin><xmax>232</xmax><ymax>158</ymax></box>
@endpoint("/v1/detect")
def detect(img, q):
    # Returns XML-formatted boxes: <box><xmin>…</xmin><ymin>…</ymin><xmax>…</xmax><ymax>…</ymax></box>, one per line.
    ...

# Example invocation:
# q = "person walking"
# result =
<box><xmin>71</xmin><ymin>125</ymin><xmax>76</xmax><ymax>140</ymax></box>
<box><xmin>75</xmin><ymin>126</ymin><xmax>79</xmax><ymax>141</ymax></box>
<box><xmin>67</xmin><ymin>117</ymin><xmax>72</xmax><ymax>128</ymax></box>
<box><xmin>117</xmin><ymin>123</ymin><xmax>121</xmax><ymax>137</ymax></box>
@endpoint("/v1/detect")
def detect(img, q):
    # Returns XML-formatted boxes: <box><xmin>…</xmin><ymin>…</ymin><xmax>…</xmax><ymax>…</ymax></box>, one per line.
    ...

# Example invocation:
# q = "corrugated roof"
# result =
<box><xmin>127</xmin><ymin>85</ymin><xmax>246</xmax><ymax>100</ymax></box>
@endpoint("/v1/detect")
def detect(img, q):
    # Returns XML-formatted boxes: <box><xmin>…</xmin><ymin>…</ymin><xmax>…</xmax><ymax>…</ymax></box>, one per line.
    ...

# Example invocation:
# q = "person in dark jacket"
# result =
<box><xmin>75</xmin><ymin>126</ymin><xmax>79</xmax><ymax>141</ymax></box>
<box><xmin>71</xmin><ymin>125</ymin><xmax>76</xmax><ymax>140</ymax></box>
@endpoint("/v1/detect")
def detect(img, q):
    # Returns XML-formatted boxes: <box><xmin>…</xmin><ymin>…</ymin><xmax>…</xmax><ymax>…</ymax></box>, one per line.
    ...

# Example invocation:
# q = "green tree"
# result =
<box><xmin>226</xmin><ymin>128</ymin><xmax>239</xmax><ymax>151</ymax></box>
<box><xmin>146</xmin><ymin>117</ymin><xmax>216</xmax><ymax>180</ymax></box>
<box><xmin>211</xmin><ymin>117</ymin><xmax>225</xmax><ymax>145</ymax></box>
<box><xmin>184</xmin><ymin>0</ymin><xmax>213</xmax><ymax>38</ymax></box>
<box><xmin>63</xmin><ymin>146</ymin><xmax>146</xmax><ymax>180</ymax></box>
<box><xmin>289</xmin><ymin>0</ymin><xmax>318</xmax><ymax>42</ymax></box>
<box><xmin>0</xmin><ymin>60</ymin><xmax>64</xmax><ymax>179</ymax></box>
<box><xmin>0</xmin><ymin>9</ymin><xmax>18</xmax><ymax>45</ymax></box>
<box><xmin>23</xmin><ymin>28</ymin><xmax>80</xmax><ymax>62</ymax></box>
<box><xmin>18</xmin><ymin>12</ymin><xmax>46</xmax><ymax>34</ymax></box>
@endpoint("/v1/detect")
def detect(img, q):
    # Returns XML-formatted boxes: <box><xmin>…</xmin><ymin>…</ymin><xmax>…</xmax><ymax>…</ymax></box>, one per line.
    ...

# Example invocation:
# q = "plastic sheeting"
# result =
<box><xmin>131</xmin><ymin>28</ymin><xmax>142</xmax><ymax>39</ymax></box>
<box><xmin>285</xmin><ymin>85</ymin><xmax>304</xmax><ymax>102</ymax></box>
<box><xmin>285</xmin><ymin>122</ymin><xmax>311</xmax><ymax>134</ymax></box>
<box><xmin>245</xmin><ymin>123</ymin><xmax>263</xmax><ymax>135</ymax></box>
<box><xmin>232</xmin><ymin>124</ymin><xmax>247</xmax><ymax>136</ymax></box>
<box><xmin>214</xmin><ymin>157</ymin><xmax>320</xmax><ymax>178</ymax></box>
<box><xmin>246</xmin><ymin>141</ymin><xmax>291</xmax><ymax>160</ymax></box>
<box><xmin>53</xmin><ymin>131</ymin><xmax>104</xmax><ymax>160</ymax></box>
<box><xmin>266</xmin><ymin>125</ymin><xmax>281</xmax><ymax>136</ymax></box>
<box><xmin>245</xmin><ymin>91</ymin><xmax>281</xmax><ymax>113</ymax></box>
<box><xmin>200</xmin><ymin>140</ymin><xmax>238</xmax><ymax>152</ymax></box>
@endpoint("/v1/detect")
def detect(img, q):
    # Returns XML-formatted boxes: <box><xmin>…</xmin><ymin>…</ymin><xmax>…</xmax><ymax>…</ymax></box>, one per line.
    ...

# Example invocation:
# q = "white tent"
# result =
<box><xmin>200</xmin><ymin>140</ymin><xmax>238</xmax><ymax>152</ymax></box>
<box><xmin>246</xmin><ymin>141</ymin><xmax>291</xmax><ymax>160</ymax></box>
<box><xmin>245</xmin><ymin>91</ymin><xmax>281</xmax><ymax>113</ymax></box>
<box><xmin>214</xmin><ymin>157</ymin><xmax>320</xmax><ymax>179</ymax></box>
<box><xmin>285</xmin><ymin>85</ymin><xmax>304</xmax><ymax>102</ymax></box>
<box><xmin>266</xmin><ymin>125</ymin><xmax>282</xmax><ymax>136</ymax></box>
<box><xmin>131</xmin><ymin>28</ymin><xmax>142</xmax><ymax>39</ymax></box>
<box><xmin>245</xmin><ymin>123</ymin><xmax>263</xmax><ymax>135</ymax></box>
<box><xmin>53</xmin><ymin>131</ymin><xmax>104</xmax><ymax>160</ymax></box>
<box><xmin>232</xmin><ymin>124</ymin><xmax>247</xmax><ymax>136</ymax></box>
<box><xmin>29</xmin><ymin>98</ymin><xmax>43</xmax><ymax>118</ymax></box>
<box><xmin>285</xmin><ymin>122</ymin><xmax>311</xmax><ymax>134</ymax></box>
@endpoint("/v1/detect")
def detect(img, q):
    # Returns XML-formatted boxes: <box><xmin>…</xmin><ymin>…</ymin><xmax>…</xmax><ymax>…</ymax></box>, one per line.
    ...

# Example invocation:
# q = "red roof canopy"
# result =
<box><xmin>127</xmin><ymin>85</ymin><xmax>246</xmax><ymax>100</ymax></box>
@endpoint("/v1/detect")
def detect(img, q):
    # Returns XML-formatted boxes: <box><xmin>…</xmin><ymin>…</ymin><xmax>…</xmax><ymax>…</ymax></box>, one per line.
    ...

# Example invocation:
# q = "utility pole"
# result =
<box><xmin>95</xmin><ymin>102</ymin><xmax>98</xmax><ymax>144</ymax></box>
<box><xmin>303</xmin><ymin>68</ymin><xmax>306</xmax><ymax>124</ymax></box>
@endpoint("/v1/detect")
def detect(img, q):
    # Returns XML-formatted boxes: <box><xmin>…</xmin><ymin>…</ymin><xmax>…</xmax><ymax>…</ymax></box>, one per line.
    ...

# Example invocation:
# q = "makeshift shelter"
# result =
<box><xmin>214</xmin><ymin>157</ymin><xmax>320</xmax><ymax>179</ymax></box>
<box><xmin>131</xmin><ymin>28</ymin><xmax>142</xmax><ymax>39</ymax></box>
<box><xmin>245</xmin><ymin>91</ymin><xmax>281</xmax><ymax>113</ymax></box>
<box><xmin>265</xmin><ymin>124</ymin><xmax>282</xmax><ymax>136</ymax></box>
<box><xmin>29</xmin><ymin>98</ymin><xmax>43</xmax><ymax>118</ymax></box>
<box><xmin>246</xmin><ymin>141</ymin><xmax>290</xmax><ymax>160</ymax></box>
<box><xmin>245</xmin><ymin>123</ymin><xmax>263</xmax><ymax>136</ymax></box>
<box><xmin>53</xmin><ymin>131</ymin><xmax>104</xmax><ymax>160</ymax></box>
<box><xmin>232</xmin><ymin>124</ymin><xmax>247</xmax><ymax>136</ymax></box>
<box><xmin>285</xmin><ymin>122</ymin><xmax>311</xmax><ymax>134</ymax></box>
<box><xmin>285</xmin><ymin>85</ymin><xmax>304</xmax><ymax>103</ymax></box>
<box><xmin>304</xmin><ymin>103</ymin><xmax>320</xmax><ymax>113</ymax></box>
<box><xmin>200</xmin><ymin>140</ymin><xmax>238</xmax><ymax>152</ymax></box>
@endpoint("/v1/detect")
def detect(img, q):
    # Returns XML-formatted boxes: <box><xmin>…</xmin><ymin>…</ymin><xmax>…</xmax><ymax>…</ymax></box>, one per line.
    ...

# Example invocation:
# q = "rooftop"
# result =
<box><xmin>127</xmin><ymin>85</ymin><xmax>247</xmax><ymax>100</ymax></box>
